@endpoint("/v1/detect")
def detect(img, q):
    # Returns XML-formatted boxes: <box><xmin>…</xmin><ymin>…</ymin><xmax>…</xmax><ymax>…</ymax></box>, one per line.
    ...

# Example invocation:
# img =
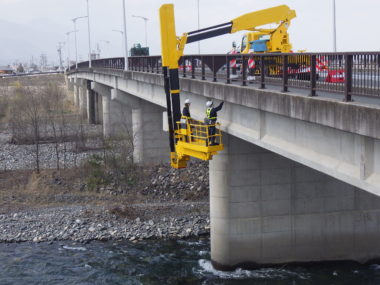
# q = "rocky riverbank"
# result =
<box><xmin>0</xmin><ymin>94</ymin><xmax>211</xmax><ymax>244</ymax></box>
<box><xmin>0</xmin><ymin>203</ymin><xmax>210</xmax><ymax>244</ymax></box>
<box><xmin>0</xmin><ymin>125</ymin><xmax>103</xmax><ymax>171</ymax></box>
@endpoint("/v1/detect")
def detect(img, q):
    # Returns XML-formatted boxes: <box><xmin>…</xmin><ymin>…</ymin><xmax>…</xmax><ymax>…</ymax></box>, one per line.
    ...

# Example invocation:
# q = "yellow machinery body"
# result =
<box><xmin>239</xmin><ymin>5</ymin><xmax>296</xmax><ymax>54</ymax></box>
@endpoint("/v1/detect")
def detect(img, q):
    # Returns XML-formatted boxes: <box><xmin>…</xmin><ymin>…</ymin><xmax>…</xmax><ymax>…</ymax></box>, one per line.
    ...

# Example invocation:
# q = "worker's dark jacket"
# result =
<box><xmin>182</xmin><ymin>105</ymin><xmax>191</xmax><ymax>117</ymax></box>
<box><xmin>206</xmin><ymin>102</ymin><xmax>224</xmax><ymax>122</ymax></box>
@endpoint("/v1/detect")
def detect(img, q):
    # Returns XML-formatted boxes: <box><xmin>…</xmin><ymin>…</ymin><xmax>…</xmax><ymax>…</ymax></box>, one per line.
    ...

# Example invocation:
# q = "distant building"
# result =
<box><xmin>0</xmin><ymin>66</ymin><xmax>15</xmax><ymax>75</ymax></box>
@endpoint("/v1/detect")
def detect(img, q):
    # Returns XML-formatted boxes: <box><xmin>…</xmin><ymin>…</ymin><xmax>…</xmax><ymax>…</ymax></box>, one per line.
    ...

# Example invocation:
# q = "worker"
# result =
<box><xmin>182</xmin><ymin>99</ymin><xmax>191</xmax><ymax>118</ymax></box>
<box><xmin>206</xmin><ymin>100</ymin><xmax>224</xmax><ymax>145</ymax></box>
<box><xmin>181</xmin><ymin>99</ymin><xmax>192</xmax><ymax>142</ymax></box>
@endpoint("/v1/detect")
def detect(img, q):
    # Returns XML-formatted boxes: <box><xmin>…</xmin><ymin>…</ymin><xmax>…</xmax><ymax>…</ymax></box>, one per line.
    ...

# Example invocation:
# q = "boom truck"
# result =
<box><xmin>230</xmin><ymin>6</ymin><xmax>315</xmax><ymax>80</ymax></box>
<box><xmin>159</xmin><ymin>4</ymin><xmax>297</xmax><ymax>169</ymax></box>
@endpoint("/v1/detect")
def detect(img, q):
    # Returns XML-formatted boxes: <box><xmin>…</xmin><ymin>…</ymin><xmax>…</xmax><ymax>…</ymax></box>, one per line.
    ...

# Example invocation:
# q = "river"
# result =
<box><xmin>1</xmin><ymin>239</ymin><xmax>380</xmax><ymax>284</ymax></box>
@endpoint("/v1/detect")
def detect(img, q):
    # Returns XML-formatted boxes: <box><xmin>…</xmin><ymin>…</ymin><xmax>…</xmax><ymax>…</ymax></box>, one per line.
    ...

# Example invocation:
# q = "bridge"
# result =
<box><xmin>67</xmin><ymin>52</ymin><xmax>380</xmax><ymax>270</ymax></box>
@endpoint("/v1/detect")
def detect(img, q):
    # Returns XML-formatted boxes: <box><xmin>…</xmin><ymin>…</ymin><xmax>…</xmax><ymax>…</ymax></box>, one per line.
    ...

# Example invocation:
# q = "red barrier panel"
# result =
<box><xmin>326</xmin><ymin>69</ymin><xmax>345</xmax><ymax>83</ymax></box>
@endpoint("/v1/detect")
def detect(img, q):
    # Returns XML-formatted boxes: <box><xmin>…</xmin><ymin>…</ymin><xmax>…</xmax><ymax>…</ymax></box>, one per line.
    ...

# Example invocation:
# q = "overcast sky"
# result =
<box><xmin>0</xmin><ymin>0</ymin><xmax>379</xmax><ymax>66</ymax></box>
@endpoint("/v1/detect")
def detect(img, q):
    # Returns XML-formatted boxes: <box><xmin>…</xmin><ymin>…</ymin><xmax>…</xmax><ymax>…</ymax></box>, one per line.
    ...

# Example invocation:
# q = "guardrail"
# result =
<box><xmin>70</xmin><ymin>52</ymin><xmax>380</xmax><ymax>101</ymax></box>
<box><xmin>0</xmin><ymin>71</ymin><xmax>63</xmax><ymax>79</ymax></box>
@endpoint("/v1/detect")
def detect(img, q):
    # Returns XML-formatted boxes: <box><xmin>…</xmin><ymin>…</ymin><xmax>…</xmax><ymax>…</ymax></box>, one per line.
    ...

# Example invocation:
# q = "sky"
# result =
<box><xmin>0</xmin><ymin>0</ymin><xmax>379</xmax><ymax>66</ymax></box>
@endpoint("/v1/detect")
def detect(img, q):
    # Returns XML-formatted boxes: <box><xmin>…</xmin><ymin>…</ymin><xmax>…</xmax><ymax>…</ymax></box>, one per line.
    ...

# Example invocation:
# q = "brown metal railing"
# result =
<box><xmin>69</xmin><ymin>52</ymin><xmax>380</xmax><ymax>101</ymax></box>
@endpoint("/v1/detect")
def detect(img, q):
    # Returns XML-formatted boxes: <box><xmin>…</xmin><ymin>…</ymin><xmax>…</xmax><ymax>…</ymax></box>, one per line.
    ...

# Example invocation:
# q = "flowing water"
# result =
<box><xmin>1</xmin><ymin>239</ymin><xmax>380</xmax><ymax>285</ymax></box>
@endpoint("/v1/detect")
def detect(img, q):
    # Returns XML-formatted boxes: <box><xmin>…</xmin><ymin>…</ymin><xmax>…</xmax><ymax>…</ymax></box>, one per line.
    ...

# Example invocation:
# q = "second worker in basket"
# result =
<box><xmin>206</xmin><ymin>101</ymin><xmax>224</xmax><ymax>145</ymax></box>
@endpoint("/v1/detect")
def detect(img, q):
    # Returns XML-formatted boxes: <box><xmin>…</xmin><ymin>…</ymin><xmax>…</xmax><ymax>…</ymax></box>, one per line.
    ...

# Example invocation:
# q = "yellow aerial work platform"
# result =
<box><xmin>159</xmin><ymin>3</ymin><xmax>295</xmax><ymax>168</ymax></box>
<box><xmin>170</xmin><ymin>118</ymin><xmax>224</xmax><ymax>168</ymax></box>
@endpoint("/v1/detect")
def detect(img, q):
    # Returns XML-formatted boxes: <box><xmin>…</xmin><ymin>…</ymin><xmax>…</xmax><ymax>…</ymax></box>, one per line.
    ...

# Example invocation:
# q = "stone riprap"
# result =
<box><xmin>0</xmin><ymin>204</ymin><xmax>210</xmax><ymax>243</ymax></box>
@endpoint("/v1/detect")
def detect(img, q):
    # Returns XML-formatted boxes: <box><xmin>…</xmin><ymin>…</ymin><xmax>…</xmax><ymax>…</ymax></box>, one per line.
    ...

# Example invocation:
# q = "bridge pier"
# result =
<box><xmin>78</xmin><ymin>80</ymin><xmax>87</xmax><ymax>118</ymax></box>
<box><xmin>210</xmin><ymin>133</ymin><xmax>380</xmax><ymax>270</ymax></box>
<box><xmin>94</xmin><ymin>91</ymin><xmax>103</xmax><ymax>124</ymax></box>
<box><xmin>93</xmin><ymin>85</ymin><xmax>129</xmax><ymax>137</ymax></box>
<box><xmin>73</xmin><ymin>80</ymin><xmax>80</xmax><ymax>108</ymax></box>
<box><xmin>87</xmin><ymin>81</ymin><xmax>96</xmax><ymax>124</ymax></box>
<box><xmin>108</xmin><ymin>88</ymin><xmax>169</xmax><ymax>165</ymax></box>
<box><xmin>131</xmin><ymin>100</ymin><xmax>168</xmax><ymax>165</ymax></box>
<box><xmin>90</xmin><ymin>83</ymin><xmax>168</xmax><ymax>164</ymax></box>
<box><xmin>66</xmin><ymin>78</ymin><xmax>75</xmax><ymax>93</ymax></box>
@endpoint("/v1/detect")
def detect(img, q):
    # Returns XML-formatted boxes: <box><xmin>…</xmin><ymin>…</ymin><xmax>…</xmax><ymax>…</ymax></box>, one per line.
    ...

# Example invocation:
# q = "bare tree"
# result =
<box><xmin>8</xmin><ymin>84</ymin><xmax>44</xmax><ymax>172</ymax></box>
<box><xmin>41</xmin><ymin>83</ymin><xmax>67</xmax><ymax>169</ymax></box>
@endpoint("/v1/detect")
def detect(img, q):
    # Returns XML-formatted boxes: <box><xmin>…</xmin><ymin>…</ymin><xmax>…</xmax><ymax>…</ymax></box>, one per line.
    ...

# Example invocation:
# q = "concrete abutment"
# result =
<box><xmin>210</xmin><ymin>133</ymin><xmax>380</xmax><ymax>270</ymax></box>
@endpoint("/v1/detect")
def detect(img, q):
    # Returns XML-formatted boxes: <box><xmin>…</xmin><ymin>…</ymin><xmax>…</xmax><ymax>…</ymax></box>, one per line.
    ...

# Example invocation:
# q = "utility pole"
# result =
<box><xmin>57</xmin><ymin>42</ymin><xmax>65</xmax><ymax>71</ymax></box>
<box><xmin>66</xmin><ymin>30</ymin><xmax>76</xmax><ymax>70</ymax></box>
<box><xmin>132</xmin><ymin>15</ymin><xmax>149</xmax><ymax>47</ymax></box>
<box><xmin>122</xmin><ymin>0</ymin><xmax>129</xmax><ymax>71</ymax></box>
<box><xmin>332</xmin><ymin>0</ymin><xmax>337</xmax><ymax>52</ymax></box>
<box><xmin>197</xmin><ymin>0</ymin><xmax>200</xmax><ymax>54</ymax></box>
<box><xmin>86</xmin><ymin>0</ymin><xmax>92</xmax><ymax>67</ymax></box>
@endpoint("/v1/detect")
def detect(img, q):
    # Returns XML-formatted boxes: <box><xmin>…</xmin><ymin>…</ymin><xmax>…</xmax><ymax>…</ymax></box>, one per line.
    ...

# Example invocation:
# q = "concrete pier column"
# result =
<box><xmin>132</xmin><ymin>108</ymin><xmax>143</xmax><ymax>163</ymax></box>
<box><xmin>66</xmin><ymin>78</ymin><xmax>74</xmax><ymax>93</ymax></box>
<box><xmin>108</xmin><ymin>88</ymin><xmax>168</xmax><ymax>165</ymax></box>
<box><xmin>86</xmin><ymin>81</ymin><xmax>96</xmax><ymax>124</ymax></box>
<box><xmin>92</xmin><ymin>83</ymin><xmax>131</xmax><ymax>137</ymax></box>
<box><xmin>102</xmin><ymin>94</ymin><xmax>112</xmax><ymax>137</ymax></box>
<box><xmin>95</xmin><ymin>92</ymin><xmax>103</xmax><ymax>124</ymax></box>
<box><xmin>131</xmin><ymin>100</ymin><xmax>168</xmax><ymax>165</ymax></box>
<box><xmin>78</xmin><ymin>81</ymin><xmax>88</xmax><ymax>118</ymax></box>
<box><xmin>210</xmin><ymin>133</ymin><xmax>380</xmax><ymax>270</ymax></box>
<box><xmin>73</xmin><ymin>84</ymin><xmax>80</xmax><ymax>108</ymax></box>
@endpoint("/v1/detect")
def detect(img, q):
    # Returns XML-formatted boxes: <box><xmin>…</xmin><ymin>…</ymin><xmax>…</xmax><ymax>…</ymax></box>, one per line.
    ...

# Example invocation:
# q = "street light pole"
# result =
<box><xmin>122</xmin><ymin>0</ymin><xmax>129</xmax><ymax>71</ymax></box>
<box><xmin>197</xmin><ymin>0</ymin><xmax>200</xmax><ymax>54</ymax></box>
<box><xmin>86</xmin><ymin>0</ymin><xmax>92</xmax><ymax>67</ymax></box>
<box><xmin>132</xmin><ymin>15</ymin><xmax>149</xmax><ymax>47</ymax></box>
<box><xmin>57</xmin><ymin>42</ymin><xmax>65</xmax><ymax>71</ymax></box>
<box><xmin>72</xmin><ymin>16</ymin><xmax>88</xmax><ymax>69</ymax></box>
<box><xmin>66</xmin><ymin>30</ymin><xmax>76</xmax><ymax>70</ymax></box>
<box><xmin>112</xmin><ymin>29</ymin><xmax>125</xmax><ymax>57</ymax></box>
<box><xmin>333</xmin><ymin>0</ymin><xmax>337</xmax><ymax>52</ymax></box>
<box><xmin>66</xmin><ymin>32</ymin><xmax>71</xmax><ymax>70</ymax></box>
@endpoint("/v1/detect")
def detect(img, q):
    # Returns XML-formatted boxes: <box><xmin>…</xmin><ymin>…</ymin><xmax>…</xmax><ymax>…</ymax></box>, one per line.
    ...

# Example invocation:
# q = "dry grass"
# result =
<box><xmin>109</xmin><ymin>205</ymin><xmax>138</xmax><ymax>219</ymax></box>
<box><xmin>0</xmin><ymin>169</ymin><xmax>137</xmax><ymax>213</ymax></box>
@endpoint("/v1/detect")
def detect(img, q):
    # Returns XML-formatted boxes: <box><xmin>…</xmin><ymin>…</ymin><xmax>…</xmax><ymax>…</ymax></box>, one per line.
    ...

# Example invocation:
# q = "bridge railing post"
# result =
<box><xmin>191</xmin><ymin>56</ymin><xmax>195</xmax><ymax>79</ymax></box>
<box><xmin>242</xmin><ymin>55</ymin><xmax>247</xmax><ymax>86</ymax></box>
<box><xmin>309</xmin><ymin>54</ymin><xmax>317</xmax><ymax>97</ymax></box>
<box><xmin>226</xmin><ymin>55</ymin><xmax>231</xmax><ymax>84</ymax></box>
<box><xmin>344</xmin><ymin>54</ymin><xmax>353</xmax><ymax>102</ymax></box>
<box><xmin>260</xmin><ymin>55</ymin><xmax>266</xmax><ymax>89</ymax></box>
<box><xmin>182</xmin><ymin>57</ymin><xmax>187</xmax><ymax>78</ymax></box>
<box><xmin>282</xmin><ymin>55</ymin><xmax>288</xmax><ymax>92</ymax></box>
<box><xmin>201</xmin><ymin>56</ymin><xmax>206</xmax><ymax>80</ymax></box>
<box><xmin>213</xmin><ymin>56</ymin><xmax>217</xmax><ymax>82</ymax></box>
